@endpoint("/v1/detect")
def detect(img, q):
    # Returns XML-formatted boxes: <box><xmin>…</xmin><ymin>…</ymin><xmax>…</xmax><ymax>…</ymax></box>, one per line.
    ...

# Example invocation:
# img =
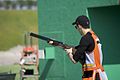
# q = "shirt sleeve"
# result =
<box><xmin>73</xmin><ymin>36</ymin><xmax>90</xmax><ymax>63</ymax></box>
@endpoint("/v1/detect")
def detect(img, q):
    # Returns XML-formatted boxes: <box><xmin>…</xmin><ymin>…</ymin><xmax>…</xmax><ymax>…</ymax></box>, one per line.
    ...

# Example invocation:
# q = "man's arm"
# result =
<box><xmin>65</xmin><ymin>34</ymin><xmax>91</xmax><ymax>64</ymax></box>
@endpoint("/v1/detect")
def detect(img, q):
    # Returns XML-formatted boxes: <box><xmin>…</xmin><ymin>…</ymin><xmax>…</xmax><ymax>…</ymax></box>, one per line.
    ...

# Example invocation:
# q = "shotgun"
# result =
<box><xmin>29</xmin><ymin>32</ymin><xmax>76</xmax><ymax>53</ymax></box>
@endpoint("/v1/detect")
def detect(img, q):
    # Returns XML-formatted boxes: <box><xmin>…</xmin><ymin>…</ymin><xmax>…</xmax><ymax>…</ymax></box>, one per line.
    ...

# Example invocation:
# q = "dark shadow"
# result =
<box><xmin>40</xmin><ymin>59</ymin><xmax>54</xmax><ymax>80</ymax></box>
<box><xmin>0</xmin><ymin>73</ymin><xmax>16</xmax><ymax>80</ymax></box>
<box><xmin>87</xmin><ymin>5</ymin><xmax>120</xmax><ymax>65</ymax></box>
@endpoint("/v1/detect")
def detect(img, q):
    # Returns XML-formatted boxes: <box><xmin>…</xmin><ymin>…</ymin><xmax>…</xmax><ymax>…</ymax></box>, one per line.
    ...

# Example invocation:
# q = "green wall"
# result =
<box><xmin>38</xmin><ymin>0</ymin><xmax>118</xmax><ymax>80</ymax></box>
<box><xmin>104</xmin><ymin>64</ymin><xmax>120</xmax><ymax>80</ymax></box>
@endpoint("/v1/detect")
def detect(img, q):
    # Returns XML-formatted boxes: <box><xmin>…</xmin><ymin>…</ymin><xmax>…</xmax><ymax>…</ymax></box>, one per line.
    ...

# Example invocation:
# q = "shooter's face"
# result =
<box><xmin>76</xmin><ymin>24</ymin><xmax>84</xmax><ymax>35</ymax></box>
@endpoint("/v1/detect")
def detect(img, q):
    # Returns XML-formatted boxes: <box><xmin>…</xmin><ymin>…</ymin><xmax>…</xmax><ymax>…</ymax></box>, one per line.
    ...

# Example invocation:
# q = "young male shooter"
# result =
<box><xmin>49</xmin><ymin>15</ymin><xmax>108</xmax><ymax>80</ymax></box>
<box><xmin>65</xmin><ymin>15</ymin><xmax>108</xmax><ymax>80</ymax></box>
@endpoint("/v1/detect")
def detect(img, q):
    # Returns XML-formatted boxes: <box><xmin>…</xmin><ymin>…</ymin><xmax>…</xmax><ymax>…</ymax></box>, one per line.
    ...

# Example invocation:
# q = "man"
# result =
<box><xmin>64</xmin><ymin>15</ymin><xmax>108</xmax><ymax>80</ymax></box>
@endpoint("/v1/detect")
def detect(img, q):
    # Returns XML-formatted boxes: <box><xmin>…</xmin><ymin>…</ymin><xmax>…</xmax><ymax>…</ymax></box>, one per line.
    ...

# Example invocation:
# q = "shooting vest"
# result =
<box><xmin>82</xmin><ymin>31</ymin><xmax>104</xmax><ymax>72</ymax></box>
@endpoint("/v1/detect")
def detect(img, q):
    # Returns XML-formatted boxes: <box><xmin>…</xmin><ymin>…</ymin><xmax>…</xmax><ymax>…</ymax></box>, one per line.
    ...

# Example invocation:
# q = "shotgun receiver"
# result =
<box><xmin>29</xmin><ymin>32</ymin><xmax>76</xmax><ymax>52</ymax></box>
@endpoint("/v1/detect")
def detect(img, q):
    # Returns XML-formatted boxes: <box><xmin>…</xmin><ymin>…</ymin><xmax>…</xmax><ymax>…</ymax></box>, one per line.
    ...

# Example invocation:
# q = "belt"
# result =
<box><xmin>82</xmin><ymin>64</ymin><xmax>104</xmax><ymax>72</ymax></box>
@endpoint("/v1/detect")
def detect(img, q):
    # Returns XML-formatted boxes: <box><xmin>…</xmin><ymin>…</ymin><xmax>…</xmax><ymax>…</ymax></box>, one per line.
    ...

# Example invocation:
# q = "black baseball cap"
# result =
<box><xmin>72</xmin><ymin>15</ymin><xmax>90</xmax><ymax>28</ymax></box>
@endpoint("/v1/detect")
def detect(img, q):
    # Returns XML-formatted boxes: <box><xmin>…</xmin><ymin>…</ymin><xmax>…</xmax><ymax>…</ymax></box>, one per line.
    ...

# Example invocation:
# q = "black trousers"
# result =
<box><xmin>82</xmin><ymin>70</ymin><xmax>100</xmax><ymax>80</ymax></box>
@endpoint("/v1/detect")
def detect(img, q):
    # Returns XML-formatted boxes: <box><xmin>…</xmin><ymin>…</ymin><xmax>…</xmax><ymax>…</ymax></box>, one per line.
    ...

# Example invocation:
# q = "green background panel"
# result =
<box><xmin>39</xmin><ymin>32</ymin><xmax>66</xmax><ymax>80</ymax></box>
<box><xmin>45</xmin><ymin>47</ymin><xmax>55</xmax><ymax>59</ymax></box>
<box><xmin>38</xmin><ymin>0</ymin><xmax>119</xmax><ymax>80</ymax></box>
<box><xmin>104</xmin><ymin>64</ymin><xmax>120</xmax><ymax>80</ymax></box>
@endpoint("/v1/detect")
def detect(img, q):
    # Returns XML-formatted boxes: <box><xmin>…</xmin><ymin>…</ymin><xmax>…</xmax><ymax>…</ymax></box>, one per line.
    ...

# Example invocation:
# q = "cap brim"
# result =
<box><xmin>72</xmin><ymin>22</ymin><xmax>76</xmax><ymax>25</ymax></box>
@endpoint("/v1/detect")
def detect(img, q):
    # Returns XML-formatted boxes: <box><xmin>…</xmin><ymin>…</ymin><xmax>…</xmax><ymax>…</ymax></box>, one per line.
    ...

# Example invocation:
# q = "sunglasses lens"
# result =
<box><xmin>75</xmin><ymin>26</ymin><xmax>77</xmax><ymax>29</ymax></box>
